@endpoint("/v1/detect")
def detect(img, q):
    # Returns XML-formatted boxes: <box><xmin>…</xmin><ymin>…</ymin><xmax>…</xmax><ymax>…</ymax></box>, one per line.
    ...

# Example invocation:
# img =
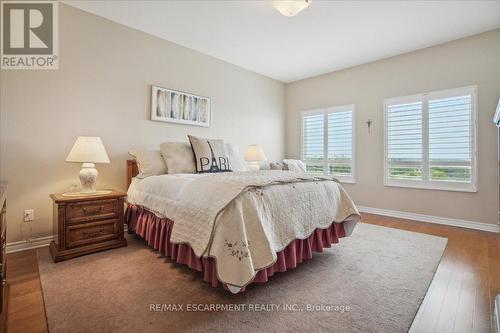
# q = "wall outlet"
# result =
<box><xmin>24</xmin><ymin>209</ymin><xmax>34</xmax><ymax>222</ymax></box>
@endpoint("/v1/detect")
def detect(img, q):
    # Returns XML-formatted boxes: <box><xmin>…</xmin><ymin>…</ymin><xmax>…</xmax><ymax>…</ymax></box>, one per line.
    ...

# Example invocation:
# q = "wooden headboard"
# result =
<box><xmin>127</xmin><ymin>159</ymin><xmax>139</xmax><ymax>188</ymax></box>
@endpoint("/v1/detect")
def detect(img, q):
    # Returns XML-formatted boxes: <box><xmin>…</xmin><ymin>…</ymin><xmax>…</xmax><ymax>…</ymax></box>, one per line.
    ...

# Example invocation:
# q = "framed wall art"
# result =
<box><xmin>151</xmin><ymin>85</ymin><xmax>211</xmax><ymax>127</ymax></box>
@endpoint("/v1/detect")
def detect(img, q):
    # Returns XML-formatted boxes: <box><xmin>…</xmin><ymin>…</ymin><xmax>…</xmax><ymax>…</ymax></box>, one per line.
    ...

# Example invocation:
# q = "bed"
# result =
<box><xmin>125</xmin><ymin>159</ymin><xmax>361</xmax><ymax>293</ymax></box>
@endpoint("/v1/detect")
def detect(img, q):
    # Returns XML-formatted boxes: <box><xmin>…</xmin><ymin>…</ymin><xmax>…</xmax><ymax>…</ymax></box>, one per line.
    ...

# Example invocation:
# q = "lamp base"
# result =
<box><xmin>247</xmin><ymin>161</ymin><xmax>261</xmax><ymax>171</ymax></box>
<box><xmin>62</xmin><ymin>163</ymin><xmax>110</xmax><ymax>196</ymax></box>
<box><xmin>79</xmin><ymin>162</ymin><xmax>98</xmax><ymax>192</ymax></box>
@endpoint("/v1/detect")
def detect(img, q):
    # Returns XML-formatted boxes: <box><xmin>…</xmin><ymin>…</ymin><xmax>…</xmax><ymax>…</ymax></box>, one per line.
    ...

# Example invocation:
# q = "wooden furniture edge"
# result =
<box><xmin>127</xmin><ymin>160</ymin><xmax>139</xmax><ymax>189</ymax></box>
<box><xmin>49</xmin><ymin>238</ymin><xmax>127</xmax><ymax>262</ymax></box>
<box><xmin>50</xmin><ymin>190</ymin><xmax>126</xmax><ymax>203</ymax></box>
<box><xmin>0</xmin><ymin>183</ymin><xmax>6</xmax><ymax>333</ymax></box>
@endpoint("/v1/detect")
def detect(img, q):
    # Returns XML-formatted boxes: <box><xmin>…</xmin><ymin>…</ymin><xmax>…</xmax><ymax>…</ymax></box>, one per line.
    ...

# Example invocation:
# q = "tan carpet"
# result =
<box><xmin>38</xmin><ymin>223</ymin><xmax>447</xmax><ymax>333</ymax></box>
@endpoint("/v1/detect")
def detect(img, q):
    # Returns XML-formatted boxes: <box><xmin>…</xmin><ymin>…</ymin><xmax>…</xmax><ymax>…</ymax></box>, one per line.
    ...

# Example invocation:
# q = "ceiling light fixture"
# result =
<box><xmin>273</xmin><ymin>0</ymin><xmax>311</xmax><ymax>17</ymax></box>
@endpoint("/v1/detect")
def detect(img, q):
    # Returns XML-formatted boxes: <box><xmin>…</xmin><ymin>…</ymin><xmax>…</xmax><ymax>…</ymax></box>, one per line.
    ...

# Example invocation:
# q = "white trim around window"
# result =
<box><xmin>383</xmin><ymin>86</ymin><xmax>478</xmax><ymax>192</ymax></box>
<box><xmin>301</xmin><ymin>104</ymin><xmax>356</xmax><ymax>183</ymax></box>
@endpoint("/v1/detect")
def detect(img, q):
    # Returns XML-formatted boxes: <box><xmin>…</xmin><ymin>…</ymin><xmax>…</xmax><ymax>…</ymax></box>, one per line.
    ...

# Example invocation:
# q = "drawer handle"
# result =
<box><xmin>82</xmin><ymin>206</ymin><xmax>103</xmax><ymax>215</ymax></box>
<box><xmin>82</xmin><ymin>227</ymin><xmax>105</xmax><ymax>239</ymax></box>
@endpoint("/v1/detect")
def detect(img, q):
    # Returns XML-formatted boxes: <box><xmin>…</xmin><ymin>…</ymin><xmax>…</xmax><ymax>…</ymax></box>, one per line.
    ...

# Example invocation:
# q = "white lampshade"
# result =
<box><xmin>244</xmin><ymin>144</ymin><xmax>267</xmax><ymax>162</ymax></box>
<box><xmin>65</xmin><ymin>136</ymin><xmax>110</xmax><ymax>164</ymax></box>
<box><xmin>273</xmin><ymin>0</ymin><xmax>311</xmax><ymax>17</ymax></box>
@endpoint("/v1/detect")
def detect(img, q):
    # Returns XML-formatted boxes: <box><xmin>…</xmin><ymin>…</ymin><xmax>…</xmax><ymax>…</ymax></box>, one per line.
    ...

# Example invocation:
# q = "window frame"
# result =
<box><xmin>300</xmin><ymin>104</ymin><xmax>356</xmax><ymax>183</ymax></box>
<box><xmin>383</xmin><ymin>86</ymin><xmax>478</xmax><ymax>192</ymax></box>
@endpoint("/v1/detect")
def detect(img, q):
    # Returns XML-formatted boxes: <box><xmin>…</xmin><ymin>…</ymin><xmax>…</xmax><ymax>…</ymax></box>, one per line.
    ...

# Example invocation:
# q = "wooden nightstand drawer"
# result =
<box><xmin>66</xmin><ymin>219</ymin><xmax>119</xmax><ymax>248</ymax></box>
<box><xmin>50</xmin><ymin>190</ymin><xmax>127</xmax><ymax>262</ymax></box>
<box><xmin>67</xmin><ymin>199</ymin><xmax>118</xmax><ymax>223</ymax></box>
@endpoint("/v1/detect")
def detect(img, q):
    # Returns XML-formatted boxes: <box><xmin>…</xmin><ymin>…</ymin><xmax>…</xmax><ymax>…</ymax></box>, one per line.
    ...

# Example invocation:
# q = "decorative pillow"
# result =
<box><xmin>269</xmin><ymin>162</ymin><xmax>284</xmax><ymax>170</ymax></box>
<box><xmin>225</xmin><ymin>143</ymin><xmax>247</xmax><ymax>172</ymax></box>
<box><xmin>128</xmin><ymin>149</ymin><xmax>167</xmax><ymax>179</ymax></box>
<box><xmin>283</xmin><ymin>159</ymin><xmax>307</xmax><ymax>173</ymax></box>
<box><xmin>188</xmin><ymin>135</ymin><xmax>232</xmax><ymax>173</ymax></box>
<box><xmin>160</xmin><ymin>142</ymin><xmax>196</xmax><ymax>174</ymax></box>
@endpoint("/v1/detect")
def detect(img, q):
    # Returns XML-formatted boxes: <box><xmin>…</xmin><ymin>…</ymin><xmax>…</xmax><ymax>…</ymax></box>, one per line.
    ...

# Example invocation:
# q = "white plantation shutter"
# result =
<box><xmin>428</xmin><ymin>95</ymin><xmax>472</xmax><ymax>183</ymax></box>
<box><xmin>302</xmin><ymin>112</ymin><xmax>324</xmax><ymax>176</ymax></box>
<box><xmin>386</xmin><ymin>101</ymin><xmax>423</xmax><ymax>181</ymax></box>
<box><xmin>328</xmin><ymin>108</ymin><xmax>354</xmax><ymax>180</ymax></box>
<box><xmin>302</xmin><ymin>105</ymin><xmax>355</xmax><ymax>181</ymax></box>
<box><xmin>384</xmin><ymin>86</ymin><xmax>477</xmax><ymax>192</ymax></box>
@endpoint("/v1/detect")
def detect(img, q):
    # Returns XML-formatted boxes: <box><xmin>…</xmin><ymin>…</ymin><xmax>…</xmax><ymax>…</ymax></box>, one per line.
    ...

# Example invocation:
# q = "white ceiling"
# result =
<box><xmin>65</xmin><ymin>1</ymin><xmax>500</xmax><ymax>83</ymax></box>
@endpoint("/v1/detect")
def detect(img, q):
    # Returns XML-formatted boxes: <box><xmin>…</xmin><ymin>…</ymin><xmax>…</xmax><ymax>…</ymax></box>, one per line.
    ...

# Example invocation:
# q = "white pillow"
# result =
<box><xmin>283</xmin><ymin>159</ymin><xmax>307</xmax><ymax>173</ymax></box>
<box><xmin>128</xmin><ymin>149</ymin><xmax>167</xmax><ymax>179</ymax></box>
<box><xmin>160</xmin><ymin>142</ymin><xmax>196</xmax><ymax>174</ymax></box>
<box><xmin>225</xmin><ymin>143</ymin><xmax>247</xmax><ymax>172</ymax></box>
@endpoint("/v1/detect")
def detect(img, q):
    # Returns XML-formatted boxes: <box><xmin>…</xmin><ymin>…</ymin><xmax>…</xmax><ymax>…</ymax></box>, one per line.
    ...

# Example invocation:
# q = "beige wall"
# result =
<box><xmin>2</xmin><ymin>5</ymin><xmax>499</xmax><ymax>244</ymax></box>
<box><xmin>286</xmin><ymin>29</ymin><xmax>500</xmax><ymax>225</ymax></box>
<box><xmin>0</xmin><ymin>4</ymin><xmax>285</xmax><ymax>242</ymax></box>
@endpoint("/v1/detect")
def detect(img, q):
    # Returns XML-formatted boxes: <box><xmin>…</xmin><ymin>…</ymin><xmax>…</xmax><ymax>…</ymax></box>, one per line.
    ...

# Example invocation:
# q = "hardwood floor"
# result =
<box><xmin>362</xmin><ymin>213</ymin><xmax>500</xmax><ymax>333</ymax></box>
<box><xmin>5</xmin><ymin>250</ymin><xmax>47</xmax><ymax>333</ymax></box>
<box><xmin>3</xmin><ymin>214</ymin><xmax>500</xmax><ymax>333</ymax></box>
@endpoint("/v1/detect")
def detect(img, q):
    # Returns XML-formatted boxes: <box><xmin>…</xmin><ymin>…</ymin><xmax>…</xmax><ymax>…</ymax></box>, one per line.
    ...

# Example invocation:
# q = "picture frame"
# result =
<box><xmin>151</xmin><ymin>85</ymin><xmax>211</xmax><ymax>127</ymax></box>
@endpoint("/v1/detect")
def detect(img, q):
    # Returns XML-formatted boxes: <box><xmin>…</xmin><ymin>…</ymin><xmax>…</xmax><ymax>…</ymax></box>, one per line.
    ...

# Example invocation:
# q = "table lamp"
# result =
<box><xmin>65</xmin><ymin>136</ymin><xmax>111</xmax><ymax>196</ymax></box>
<box><xmin>244</xmin><ymin>144</ymin><xmax>266</xmax><ymax>171</ymax></box>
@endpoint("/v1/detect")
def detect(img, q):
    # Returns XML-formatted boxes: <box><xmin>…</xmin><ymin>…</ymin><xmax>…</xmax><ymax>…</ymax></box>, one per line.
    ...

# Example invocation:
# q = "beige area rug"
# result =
<box><xmin>38</xmin><ymin>223</ymin><xmax>447</xmax><ymax>333</ymax></box>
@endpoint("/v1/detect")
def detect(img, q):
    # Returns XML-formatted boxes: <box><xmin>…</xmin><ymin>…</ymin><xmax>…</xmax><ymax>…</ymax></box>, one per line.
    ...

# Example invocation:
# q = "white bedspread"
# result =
<box><xmin>127</xmin><ymin>171</ymin><xmax>360</xmax><ymax>291</ymax></box>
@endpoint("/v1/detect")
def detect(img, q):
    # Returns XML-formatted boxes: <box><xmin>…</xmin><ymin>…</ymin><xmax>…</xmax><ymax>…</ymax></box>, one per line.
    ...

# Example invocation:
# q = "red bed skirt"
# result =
<box><xmin>125</xmin><ymin>204</ymin><xmax>347</xmax><ymax>291</ymax></box>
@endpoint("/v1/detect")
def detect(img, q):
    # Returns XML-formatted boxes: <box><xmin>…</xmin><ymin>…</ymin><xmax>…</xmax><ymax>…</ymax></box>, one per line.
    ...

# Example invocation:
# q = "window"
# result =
<box><xmin>301</xmin><ymin>105</ymin><xmax>355</xmax><ymax>182</ymax></box>
<box><xmin>384</xmin><ymin>86</ymin><xmax>477</xmax><ymax>192</ymax></box>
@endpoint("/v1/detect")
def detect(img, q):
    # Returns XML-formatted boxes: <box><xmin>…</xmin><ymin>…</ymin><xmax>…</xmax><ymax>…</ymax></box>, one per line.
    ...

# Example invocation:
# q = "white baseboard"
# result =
<box><xmin>358</xmin><ymin>206</ymin><xmax>500</xmax><ymax>233</ymax></box>
<box><xmin>6</xmin><ymin>235</ymin><xmax>55</xmax><ymax>254</ymax></box>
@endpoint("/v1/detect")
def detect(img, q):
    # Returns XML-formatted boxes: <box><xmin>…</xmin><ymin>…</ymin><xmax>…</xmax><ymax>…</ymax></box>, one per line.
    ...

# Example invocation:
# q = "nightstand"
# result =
<box><xmin>49</xmin><ymin>190</ymin><xmax>127</xmax><ymax>262</ymax></box>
